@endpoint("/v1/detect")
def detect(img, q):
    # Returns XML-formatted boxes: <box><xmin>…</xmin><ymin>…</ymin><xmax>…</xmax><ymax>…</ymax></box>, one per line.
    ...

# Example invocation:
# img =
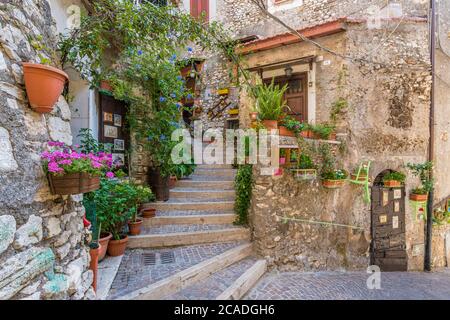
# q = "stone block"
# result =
<box><xmin>0</xmin><ymin>215</ymin><xmax>16</xmax><ymax>255</ymax></box>
<box><xmin>13</xmin><ymin>215</ymin><xmax>43</xmax><ymax>250</ymax></box>
<box><xmin>45</xmin><ymin>217</ymin><xmax>61</xmax><ymax>239</ymax></box>
<box><xmin>55</xmin><ymin>96</ymin><xmax>71</xmax><ymax>121</ymax></box>
<box><xmin>55</xmin><ymin>242</ymin><xmax>70</xmax><ymax>260</ymax></box>
<box><xmin>0</xmin><ymin>247</ymin><xmax>54</xmax><ymax>300</ymax></box>
<box><xmin>41</xmin><ymin>273</ymin><xmax>69</xmax><ymax>300</ymax></box>
<box><xmin>0</xmin><ymin>127</ymin><xmax>18</xmax><ymax>172</ymax></box>
<box><xmin>47</xmin><ymin>117</ymin><xmax>72</xmax><ymax>145</ymax></box>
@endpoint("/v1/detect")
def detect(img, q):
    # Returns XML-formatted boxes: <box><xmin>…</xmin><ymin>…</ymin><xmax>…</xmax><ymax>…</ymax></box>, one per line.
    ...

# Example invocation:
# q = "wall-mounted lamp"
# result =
<box><xmin>284</xmin><ymin>65</ymin><xmax>293</xmax><ymax>77</ymax></box>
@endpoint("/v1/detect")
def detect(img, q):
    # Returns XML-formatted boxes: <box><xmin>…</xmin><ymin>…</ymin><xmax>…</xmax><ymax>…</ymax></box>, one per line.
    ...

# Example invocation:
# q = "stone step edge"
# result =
<box><xmin>150</xmin><ymin>201</ymin><xmax>235</xmax><ymax>211</ymax></box>
<box><xmin>216</xmin><ymin>259</ymin><xmax>267</xmax><ymax>300</ymax></box>
<box><xmin>127</xmin><ymin>228</ymin><xmax>250</xmax><ymax>249</ymax></box>
<box><xmin>115</xmin><ymin>243</ymin><xmax>253</xmax><ymax>300</ymax></box>
<box><xmin>143</xmin><ymin>214</ymin><xmax>236</xmax><ymax>226</ymax></box>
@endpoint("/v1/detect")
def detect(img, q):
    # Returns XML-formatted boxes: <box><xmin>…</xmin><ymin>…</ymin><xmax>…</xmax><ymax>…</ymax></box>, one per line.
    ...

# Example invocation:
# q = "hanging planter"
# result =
<box><xmin>22</xmin><ymin>63</ymin><xmax>68</xmax><ymax>113</ymax></box>
<box><xmin>410</xmin><ymin>193</ymin><xmax>428</xmax><ymax>202</ymax></box>
<box><xmin>322</xmin><ymin>179</ymin><xmax>346</xmax><ymax>189</ymax></box>
<box><xmin>351</xmin><ymin>173</ymin><xmax>368</xmax><ymax>182</ymax></box>
<box><xmin>48</xmin><ymin>173</ymin><xmax>100</xmax><ymax>195</ymax></box>
<box><xmin>292</xmin><ymin>169</ymin><xmax>317</xmax><ymax>181</ymax></box>
<box><xmin>321</xmin><ymin>169</ymin><xmax>348</xmax><ymax>189</ymax></box>
<box><xmin>382</xmin><ymin>172</ymin><xmax>405</xmax><ymax>188</ymax></box>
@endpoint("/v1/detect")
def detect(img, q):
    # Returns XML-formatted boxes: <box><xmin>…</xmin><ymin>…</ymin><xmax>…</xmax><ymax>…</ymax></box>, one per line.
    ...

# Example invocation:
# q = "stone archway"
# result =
<box><xmin>370</xmin><ymin>170</ymin><xmax>408</xmax><ymax>271</ymax></box>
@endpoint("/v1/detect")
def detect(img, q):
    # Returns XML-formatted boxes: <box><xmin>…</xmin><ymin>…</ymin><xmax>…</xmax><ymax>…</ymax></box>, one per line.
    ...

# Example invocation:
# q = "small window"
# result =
<box><xmin>190</xmin><ymin>0</ymin><xmax>209</xmax><ymax>21</ymax></box>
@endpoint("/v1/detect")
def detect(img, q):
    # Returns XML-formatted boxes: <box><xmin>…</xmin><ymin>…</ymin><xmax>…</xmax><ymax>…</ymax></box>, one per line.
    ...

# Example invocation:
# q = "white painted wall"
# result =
<box><xmin>268</xmin><ymin>0</ymin><xmax>304</xmax><ymax>14</ymax></box>
<box><xmin>48</xmin><ymin>0</ymin><xmax>99</xmax><ymax>145</ymax></box>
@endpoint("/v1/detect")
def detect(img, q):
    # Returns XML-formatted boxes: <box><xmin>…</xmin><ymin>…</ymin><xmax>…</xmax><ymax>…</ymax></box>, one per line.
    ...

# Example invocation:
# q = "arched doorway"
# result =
<box><xmin>371</xmin><ymin>170</ymin><xmax>407</xmax><ymax>271</ymax></box>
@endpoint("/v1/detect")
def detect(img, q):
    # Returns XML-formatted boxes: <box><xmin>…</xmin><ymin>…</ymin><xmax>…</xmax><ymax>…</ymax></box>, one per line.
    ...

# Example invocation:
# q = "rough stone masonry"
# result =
<box><xmin>0</xmin><ymin>0</ymin><xmax>93</xmax><ymax>300</ymax></box>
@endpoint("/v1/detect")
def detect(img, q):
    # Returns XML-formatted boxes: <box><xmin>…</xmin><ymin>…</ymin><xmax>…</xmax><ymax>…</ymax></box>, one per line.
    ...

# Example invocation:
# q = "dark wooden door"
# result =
<box><xmin>265</xmin><ymin>73</ymin><xmax>308</xmax><ymax>122</ymax></box>
<box><xmin>371</xmin><ymin>186</ymin><xmax>407</xmax><ymax>271</ymax></box>
<box><xmin>99</xmin><ymin>93</ymin><xmax>129</xmax><ymax>169</ymax></box>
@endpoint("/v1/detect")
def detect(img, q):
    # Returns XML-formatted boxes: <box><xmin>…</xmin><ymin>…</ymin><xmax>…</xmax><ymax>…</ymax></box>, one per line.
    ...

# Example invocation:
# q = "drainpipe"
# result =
<box><xmin>425</xmin><ymin>0</ymin><xmax>436</xmax><ymax>272</ymax></box>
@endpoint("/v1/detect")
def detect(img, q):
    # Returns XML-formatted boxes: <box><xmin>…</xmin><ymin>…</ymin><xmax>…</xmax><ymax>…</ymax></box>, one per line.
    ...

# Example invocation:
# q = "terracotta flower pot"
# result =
<box><xmin>107</xmin><ymin>235</ymin><xmax>129</xmax><ymax>257</ymax></box>
<box><xmin>98</xmin><ymin>233</ymin><xmax>112</xmax><ymax>261</ymax></box>
<box><xmin>47</xmin><ymin>173</ymin><xmax>100</xmax><ymax>195</ymax></box>
<box><xmin>279</xmin><ymin>126</ymin><xmax>295</xmax><ymax>137</ymax></box>
<box><xmin>410</xmin><ymin>193</ymin><xmax>428</xmax><ymax>202</ymax></box>
<box><xmin>250</xmin><ymin>112</ymin><xmax>258</xmax><ymax>121</ymax></box>
<box><xmin>384</xmin><ymin>180</ymin><xmax>401</xmax><ymax>188</ymax></box>
<box><xmin>22</xmin><ymin>63</ymin><xmax>68</xmax><ymax>113</ymax></box>
<box><xmin>89</xmin><ymin>243</ymin><xmax>101</xmax><ymax>292</ymax></box>
<box><xmin>322</xmin><ymin>179</ymin><xmax>346</xmax><ymax>189</ymax></box>
<box><xmin>262</xmin><ymin>120</ymin><xmax>278</xmax><ymax>130</ymax></box>
<box><xmin>128</xmin><ymin>218</ymin><xmax>143</xmax><ymax>236</ymax></box>
<box><xmin>300</xmin><ymin>130</ymin><xmax>313</xmax><ymax>138</ymax></box>
<box><xmin>328</xmin><ymin>132</ymin><xmax>337</xmax><ymax>140</ymax></box>
<box><xmin>169</xmin><ymin>175</ymin><xmax>177</xmax><ymax>189</ymax></box>
<box><xmin>351</xmin><ymin>173</ymin><xmax>368</xmax><ymax>182</ymax></box>
<box><xmin>141</xmin><ymin>207</ymin><xmax>156</xmax><ymax>218</ymax></box>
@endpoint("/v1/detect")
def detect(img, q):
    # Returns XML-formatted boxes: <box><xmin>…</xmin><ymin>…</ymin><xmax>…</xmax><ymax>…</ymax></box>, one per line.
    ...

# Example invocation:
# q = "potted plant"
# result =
<box><xmin>321</xmin><ymin>169</ymin><xmax>348</xmax><ymax>188</ymax></box>
<box><xmin>254</xmin><ymin>80</ymin><xmax>288</xmax><ymax>130</ymax></box>
<box><xmin>382</xmin><ymin>172</ymin><xmax>406</xmax><ymax>188</ymax></box>
<box><xmin>280</xmin><ymin>116</ymin><xmax>306</xmax><ymax>137</ymax></box>
<box><xmin>407</xmin><ymin>162</ymin><xmax>433</xmax><ymax>201</ymax></box>
<box><xmin>291</xmin><ymin>154</ymin><xmax>317</xmax><ymax>181</ymax></box>
<box><xmin>128</xmin><ymin>184</ymin><xmax>152</xmax><ymax>235</ymax></box>
<box><xmin>41</xmin><ymin>141</ymin><xmax>112</xmax><ymax>195</ymax></box>
<box><xmin>93</xmin><ymin>179</ymin><xmax>139</xmax><ymax>257</ymax></box>
<box><xmin>279</xmin><ymin>149</ymin><xmax>286</xmax><ymax>166</ymax></box>
<box><xmin>309</xmin><ymin>123</ymin><xmax>336</xmax><ymax>140</ymax></box>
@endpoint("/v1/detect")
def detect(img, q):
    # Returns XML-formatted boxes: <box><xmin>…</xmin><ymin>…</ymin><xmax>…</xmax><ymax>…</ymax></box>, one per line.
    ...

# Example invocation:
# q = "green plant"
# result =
<box><xmin>309</xmin><ymin>123</ymin><xmax>335</xmax><ymax>140</ymax></box>
<box><xmin>330</xmin><ymin>97</ymin><xmax>348</xmax><ymax>122</ymax></box>
<box><xmin>87</xmin><ymin>179</ymin><xmax>150</xmax><ymax>240</ymax></box>
<box><xmin>321</xmin><ymin>169</ymin><xmax>348</xmax><ymax>180</ymax></box>
<box><xmin>170</xmin><ymin>163</ymin><xmax>196</xmax><ymax>179</ymax></box>
<box><xmin>281</xmin><ymin>116</ymin><xmax>307</xmax><ymax>136</ymax></box>
<box><xmin>234</xmin><ymin>165</ymin><xmax>253</xmax><ymax>225</ymax></box>
<box><xmin>407</xmin><ymin>162</ymin><xmax>433</xmax><ymax>194</ymax></box>
<box><xmin>297</xmin><ymin>154</ymin><xmax>316</xmax><ymax>170</ymax></box>
<box><xmin>77</xmin><ymin>128</ymin><xmax>111</xmax><ymax>154</ymax></box>
<box><xmin>254</xmin><ymin>80</ymin><xmax>288</xmax><ymax>121</ymax></box>
<box><xmin>382</xmin><ymin>172</ymin><xmax>406</xmax><ymax>183</ymax></box>
<box><xmin>433</xmin><ymin>208</ymin><xmax>450</xmax><ymax>226</ymax></box>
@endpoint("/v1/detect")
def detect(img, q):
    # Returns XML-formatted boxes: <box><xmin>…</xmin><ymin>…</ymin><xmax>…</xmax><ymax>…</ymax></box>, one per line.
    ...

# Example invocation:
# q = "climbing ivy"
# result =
<box><xmin>234</xmin><ymin>165</ymin><xmax>253</xmax><ymax>225</ymax></box>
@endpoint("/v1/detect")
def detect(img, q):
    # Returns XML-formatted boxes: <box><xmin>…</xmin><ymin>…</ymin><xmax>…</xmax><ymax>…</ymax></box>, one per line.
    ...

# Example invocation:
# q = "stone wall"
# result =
<box><xmin>0</xmin><ymin>0</ymin><xmax>93</xmax><ymax>299</ymax></box>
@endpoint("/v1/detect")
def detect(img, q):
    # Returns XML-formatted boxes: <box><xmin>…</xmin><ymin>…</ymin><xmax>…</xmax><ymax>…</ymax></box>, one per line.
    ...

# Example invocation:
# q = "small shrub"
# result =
<box><xmin>234</xmin><ymin>165</ymin><xmax>253</xmax><ymax>225</ymax></box>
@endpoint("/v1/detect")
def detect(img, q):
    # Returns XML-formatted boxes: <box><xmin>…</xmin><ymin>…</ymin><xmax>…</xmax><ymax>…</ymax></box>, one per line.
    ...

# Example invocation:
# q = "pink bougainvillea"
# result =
<box><xmin>41</xmin><ymin>141</ymin><xmax>113</xmax><ymax>176</ymax></box>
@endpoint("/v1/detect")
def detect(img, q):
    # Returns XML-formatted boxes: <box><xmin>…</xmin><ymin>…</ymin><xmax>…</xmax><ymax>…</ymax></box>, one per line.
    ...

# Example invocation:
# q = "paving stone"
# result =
<box><xmin>165</xmin><ymin>256</ymin><xmax>258</xmax><ymax>300</ymax></box>
<box><xmin>107</xmin><ymin>241</ymin><xmax>246</xmax><ymax>299</ymax></box>
<box><xmin>156</xmin><ymin>209</ymin><xmax>235</xmax><ymax>217</ymax></box>
<box><xmin>141</xmin><ymin>224</ymin><xmax>241</xmax><ymax>235</ymax></box>
<box><xmin>245</xmin><ymin>270</ymin><xmax>450</xmax><ymax>300</ymax></box>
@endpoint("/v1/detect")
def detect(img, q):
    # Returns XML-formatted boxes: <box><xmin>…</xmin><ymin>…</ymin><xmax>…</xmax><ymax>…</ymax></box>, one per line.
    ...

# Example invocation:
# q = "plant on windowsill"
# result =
<box><xmin>407</xmin><ymin>162</ymin><xmax>433</xmax><ymax>202</ymax></box>
<box><xmin>41</xmin><ymin>141</ymin><xmax>113</xmax><ymax>195</ymax></box>
<box><xmin>254</xmin><ymin>80</ymin><xmax>288</xmax><ymax>130</ymax></box>
<box><xmin>291</xmin><ymin>153</ymin><xmax>317</xmax><ymax>181</ymax></box>
<box><xmin>382</xmin><ymin>172</ymin><xmax>406</xmax><ymax>188</ymax></box>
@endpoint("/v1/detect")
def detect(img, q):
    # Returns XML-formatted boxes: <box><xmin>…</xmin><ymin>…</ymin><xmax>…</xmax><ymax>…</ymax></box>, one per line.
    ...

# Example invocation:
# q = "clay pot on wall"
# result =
<box><xmin>22</xmin><ymin>63</ymin><xmax>68</xmax><ymax>113</ymax></box>
<box><xmin>89</xmin><ymin>243</ymin><xmax>101</xmax><ymax>292</ymax></box>
<box><xmin>410</xmin><ymin>193</ymin><xmax>428</xmax><ymax>202</ymax></box>
<box><xmin>351</xmin><ymin>173</ymin><xmax>368</xmax><ymax>182</ymax></box>
<box><xmin>279</xmin><ymin>126</ymin><xmax>295</xmax><ymax>137</ymax></box>
<box><xmin>383</xmin><ymin>180</ymin><xmax>402</xmax><ymax>188</ymax></box>
<box><xmin>262</xmin><ymin>120</ymin><xmax>278</xmax><ymax>130</ymax></box>
<box><xmin>128</xmin><ymin>218</ymin><xmax>143</xmax><ymax>236</ymax></box>
<box><xmin>98</xmin><ymin>232</ymin><xmax>112</xmax><ymax>261</ymax></box>
<box><xmin>107</xmin><ymin>235</ymin><xmax>129</xmax><ymax>257</ymax></box>
<box><xmin>322</xmin><ymin>179</ymin><xmax>346</xmax><ymax>189</ymax></box>
<box><xmin>47</xmin><ymin>173</ymin><xmax>100</xmax><ymax>195</ymax></box>
<box><xmin>141</xmin><ymin>207</ymin><xmax>156</xmax><ymax>218</ymax></box>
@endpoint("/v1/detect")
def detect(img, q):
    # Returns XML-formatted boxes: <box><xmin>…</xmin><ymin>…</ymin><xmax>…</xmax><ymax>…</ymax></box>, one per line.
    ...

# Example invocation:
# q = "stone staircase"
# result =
<box><xmin>108</xmin><ymin>163</ymin><xmax>267</xmax><ymax>300</ymax></box>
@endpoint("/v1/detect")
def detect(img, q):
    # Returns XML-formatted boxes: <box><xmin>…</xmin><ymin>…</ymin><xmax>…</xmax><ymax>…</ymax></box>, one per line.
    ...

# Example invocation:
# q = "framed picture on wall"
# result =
<box><xmin>112</xmin><ymin>153</ymin><xmax>125</xmax><ymax>167</ymax></box>
<box><xmin>114</xmin><ymin>114</ymin><xmax>122</xmax><ymax>127</ymax></box>
<box><xmin>103</xmin><ymin>112</ymin><xmax>113</xmax><ymax>122</ymax></box>
<box><xmin>114</xmin><ymin>139</ymin><xmax>125</xmax><ymax>151</ymax></box>
<box><xmin>104</xmin><ymin>125</ymin><xmax>118</xmax><ymax>138</ymax></box>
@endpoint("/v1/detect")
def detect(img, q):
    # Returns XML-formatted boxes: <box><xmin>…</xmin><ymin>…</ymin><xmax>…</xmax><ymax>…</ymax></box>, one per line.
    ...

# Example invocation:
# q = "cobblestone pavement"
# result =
<box><xmin>107</xmin><ymin>241</ymin><xmax>245</xmax><ymax>299</ymax></box>
<box><xmin>156</xmin><ymin>210</ymin><xmax>235</xmax><ymax>217</ymax></box>
<box><xmin>142</xmin><ymin>223</ymin><xmax>240</xmax><ymax>234</ymax></box>
<box><xmin>245</xmin><ymin>270</ymin><xmax>450</xmax><ymax>300</ymax></box>
<box><xmin>166</xmin><ymin>257</ymin><xmax>258</xmax><ymax>300</ymax></box>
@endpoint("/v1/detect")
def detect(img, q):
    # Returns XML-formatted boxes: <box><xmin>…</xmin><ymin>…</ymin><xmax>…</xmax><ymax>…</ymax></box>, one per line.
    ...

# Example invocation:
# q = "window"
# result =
<box><xmin>136</xmin><ymin>0</ymin><xmax>168</xmax><ymax>6</ymax></box>
<box><xmin>190</xmin><ymin>0</ymin><xmax>209</xmax><ymax>21</ymax></box>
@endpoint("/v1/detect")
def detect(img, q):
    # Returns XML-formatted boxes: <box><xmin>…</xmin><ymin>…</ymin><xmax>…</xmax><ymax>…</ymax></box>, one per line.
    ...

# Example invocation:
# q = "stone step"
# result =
<box><xmin>194</xmin><ymin>168</ymin><xmax>237</xmax><ymax>177</ymax></box>
<box><xmin>165</xmin><ymin>256</ymin><xmax>260</xmax><ymax>300</ymax></box>
<box><xmin>187</xmin><ymin>175</ymin><xmax>235</xmax><ymax>182</ymax></box>
<box><xmin>197</xmin><ymin>164</ymin><xmax>235</xmax><ymax>169</ymax></box>
<box><xmin>154</xmin><ymin>209</ymin><xmax>235</xmax><ymax>217</ymax></box>
<box><xmin>143</xmin><ymin>214</ymin><xmax>236</xmax><ymax>226</ymax></box>
<box><xmin>127</xmin><ymin>226</ymin><xmax>250</xmax><ymax>249</ymax></box>
<box><xmin>170</xmin><ymin>188</ymin><xmax>235</xmax><ymax>200</ymax></box>
<box><xmin>116</xmin><ymin>243</ymin><xmax>253</xmax><ymax>300</ymax></box>
<box><xmin>176</xmin><ymin>180</ymin><xmax>235</xmax><ymax>189</ymax></box>
<box><xmin>216</xmin><ymin>259</ymin><xmax>267</xmax><ymax>300</ymax></box>
<box><xmin>149</xmin><ymin>200</ymin><xmax>234</xmax><ymax>211</ymax></box>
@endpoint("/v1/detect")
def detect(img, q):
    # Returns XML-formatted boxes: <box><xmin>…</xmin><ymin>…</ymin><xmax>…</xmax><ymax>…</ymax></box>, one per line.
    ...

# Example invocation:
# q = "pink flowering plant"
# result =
<box><xmin>41</xmin><ymin>141</ymin><xmax>113</xmax><ymax>177</ymax></box>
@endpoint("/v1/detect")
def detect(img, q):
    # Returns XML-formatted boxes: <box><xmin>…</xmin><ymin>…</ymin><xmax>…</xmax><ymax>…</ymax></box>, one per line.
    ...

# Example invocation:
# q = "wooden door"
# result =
<box><xmin>371</xmin><ymin>186</ymin><xmax>407</xmax><ymax>271</ymax></box>
<box><xmin>265</xmin><ymin>73</ymin><xmax>308</xmax><ymax>122</ymax></box>
<box><xmin>99</xmin><ymin>93</ymin><xmax>129</xmax><ymax>169</ymax></box>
